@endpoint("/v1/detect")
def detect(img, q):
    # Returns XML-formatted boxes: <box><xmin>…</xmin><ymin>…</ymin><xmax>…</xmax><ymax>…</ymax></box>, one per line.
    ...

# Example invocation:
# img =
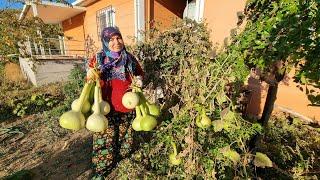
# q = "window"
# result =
<box><xmin>96</xmin><ymin>6</ymin><xmax>115</xmax><ymax>37</ymax></box>
<box><xmin>183</xmin><ymin>0</ymin><xmax>197</xmax><ymax>20</ymax></box>
<box><xmin>183</xmin><ymin>0</ymin><xmax>204</xmax><ymax>22</ymax></box>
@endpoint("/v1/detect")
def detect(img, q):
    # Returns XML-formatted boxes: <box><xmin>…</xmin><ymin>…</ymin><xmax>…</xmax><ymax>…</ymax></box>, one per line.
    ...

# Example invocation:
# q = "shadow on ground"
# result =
<box><xmin>30</xmin><ymin>132</ymin><xmax>93</xmax><ymax>179</ymax></box>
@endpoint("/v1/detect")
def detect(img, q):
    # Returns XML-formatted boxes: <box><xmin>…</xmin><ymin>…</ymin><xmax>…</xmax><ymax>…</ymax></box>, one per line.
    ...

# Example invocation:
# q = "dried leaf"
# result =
<box><xmin>220</xmin><ymin>108</ymin><xmax>229</xmax><ymax>118</ymax></box>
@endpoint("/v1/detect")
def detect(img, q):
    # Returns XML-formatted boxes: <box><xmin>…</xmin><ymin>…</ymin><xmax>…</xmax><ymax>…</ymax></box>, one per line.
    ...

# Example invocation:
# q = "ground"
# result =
<box><xmin>0</xmin><ymin>114</ymin><xmax>93</xmax><ymax>179</ymax></box>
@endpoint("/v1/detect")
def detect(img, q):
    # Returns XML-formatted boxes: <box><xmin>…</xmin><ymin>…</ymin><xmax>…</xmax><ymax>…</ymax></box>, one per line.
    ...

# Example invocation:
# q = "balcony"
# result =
<box><xmin>19</xmin><ymin>37</ymin><xmax>87</xmax><ymax>86</ymax></box>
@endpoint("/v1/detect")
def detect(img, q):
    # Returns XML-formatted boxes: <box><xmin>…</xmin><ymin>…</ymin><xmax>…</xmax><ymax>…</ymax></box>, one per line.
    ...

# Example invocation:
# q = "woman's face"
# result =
<box><xmin>108</xmin><ymin>34</ymin><xmax>124</xmax><ymax>52</ymax></box>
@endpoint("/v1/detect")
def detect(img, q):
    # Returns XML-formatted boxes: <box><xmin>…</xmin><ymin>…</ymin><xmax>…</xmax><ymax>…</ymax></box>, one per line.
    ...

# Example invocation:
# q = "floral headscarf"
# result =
<box><xmin>98</xmin><ymin>27</ymin><xmax>136</xmax><ymax>81</ymax></box>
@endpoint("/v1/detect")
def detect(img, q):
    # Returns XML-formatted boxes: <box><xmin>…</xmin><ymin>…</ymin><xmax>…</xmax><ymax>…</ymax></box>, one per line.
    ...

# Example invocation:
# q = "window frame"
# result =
<box><xmin>96</xmin><ymin>6</ymin><xmax>116</xmax><ymax>38</ymax></box>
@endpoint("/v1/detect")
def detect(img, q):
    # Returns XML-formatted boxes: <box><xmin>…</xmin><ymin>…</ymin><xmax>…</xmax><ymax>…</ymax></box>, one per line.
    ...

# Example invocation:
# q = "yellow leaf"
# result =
<box><xmin>254</xmin><ymin>152</ymin><xmax>273</xmax><ymax>168</ymax></box>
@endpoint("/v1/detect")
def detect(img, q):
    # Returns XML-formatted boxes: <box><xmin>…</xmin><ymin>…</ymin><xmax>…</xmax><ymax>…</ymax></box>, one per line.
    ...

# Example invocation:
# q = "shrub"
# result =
<box><xmin>115</xmin><ymin>20</ymin><xmax>262</xmax><ymax>179</ymax></box>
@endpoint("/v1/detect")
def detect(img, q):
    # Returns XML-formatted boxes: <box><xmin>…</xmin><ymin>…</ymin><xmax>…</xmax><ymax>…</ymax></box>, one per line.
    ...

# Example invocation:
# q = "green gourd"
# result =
<box><xmin>59</xmin><ymin>83</ymin><xmax>90</xmax><ymax>131</ymax></box>
<box><xmin>140</xmin><ymin>104</ymin><xmax>157</xmax><ymax>131</ymax></box>
<box><xmin>132</xmin><ymin>105</ymin><xmax>143</xmax><ymax>131</ymax></box>
<box><xmin>86</xmin><ymin>79</ymin><xmax>108</xmax><ymax>132</ymax></box>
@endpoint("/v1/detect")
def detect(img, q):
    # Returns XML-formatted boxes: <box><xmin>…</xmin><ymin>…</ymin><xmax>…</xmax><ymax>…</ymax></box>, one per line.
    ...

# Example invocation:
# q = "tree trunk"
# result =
<box><xmin>248</xmin><ymin>83</ymin><xmax>279</xmax><ymax>151</ymax></box>
<box><xmin>260</xmin><ymin>83</ymin><xmax>279</xmax><ymax>127</ymax></box>
<box><xmin>249</xmin><ymin>67</ymin><xmax>285</xmax><ymax>151</ymax></box>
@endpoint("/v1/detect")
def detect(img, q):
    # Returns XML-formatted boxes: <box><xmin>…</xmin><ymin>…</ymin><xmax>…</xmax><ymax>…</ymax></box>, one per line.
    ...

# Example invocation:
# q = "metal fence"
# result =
<box><xmin>20</xmin><ymin>36</ymin><xmax>87</xmax><ymax>59</ymax></box>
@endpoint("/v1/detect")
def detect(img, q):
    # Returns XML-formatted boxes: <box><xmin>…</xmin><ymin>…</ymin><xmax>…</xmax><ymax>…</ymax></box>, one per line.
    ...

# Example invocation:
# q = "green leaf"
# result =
<box><xmin>212</xmin><ymin>120</ymin><xmax>224</xmax><ymax>132</ymax></box>
<box><xmin>31</xmin><ymin>94</ymin><xmax>37</xmax><ymax>101</ymax></box>
<box><xmin>220</xmin><ymin>147</ymin><xmax>240</xmax><ymax>164</ymax></box>
<box><xmin>300</xmin><ymin>75</ymin><xmax>307</xmax><ymax>84</ymax></box>
<box><xmin>222</xmin><ymin>110</ymin><xmax>235</xmax><ymax>121</ymax></box>
<box><xmin>254</xmin><ymin>152</ymin><xmax>273</xmax><ymax>168</ymax></box>
<box><xmin>101</xmin><ymin>149</ymin><xmax>108</xmax><ymax>155</ymax></box>
<box><xmin>96</xmin><ymin>139</ymin><xmax>105</xmax><ymax>145</ymax></box>
<box><xmin>216</xmin><ymin>92</ymin><xmax>227</xmax><ymax>105</ymax></box>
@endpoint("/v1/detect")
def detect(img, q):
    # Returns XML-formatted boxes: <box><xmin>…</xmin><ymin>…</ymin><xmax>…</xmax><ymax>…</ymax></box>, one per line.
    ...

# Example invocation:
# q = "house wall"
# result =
<box><xmin>151</xmin><ymin>0</ymin><xmax>185</xmax><ymax>30</ymax></box>
<box><xmin>203</xmin><ymin>0</ymin><xmax>246</xmax><ymax>47</ymax></box>
<box><xmin>246</xmin><ymin>69</ymin><xmax>320</xmax><ymax>122</ymax></box>
<box><xmin>83</xmin><ymin>0</ymin><xmax>136</xmax><ymax>49</ymax></box>
<box><xmin>61</xmin><ymin>12</ymin><xmax>86</xmax><ymax>56</ymax></box>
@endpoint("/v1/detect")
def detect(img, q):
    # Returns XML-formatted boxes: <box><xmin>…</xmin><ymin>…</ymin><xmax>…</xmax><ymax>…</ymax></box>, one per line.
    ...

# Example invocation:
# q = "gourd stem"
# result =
<box><xmin>135</xmin><ymin>106</ymin><xmax>142</xmax><ymax>118</ymax></box>
<box><xmin>140</xmin><ymin>104</ymin><xmax>147</xmax><ymax>117</ymax></box>
<box><xmin>94</xmin><ymin>79</ymin><xmax>101</xmax><ymax>114</ymax></box>
<box><xmin>98</xmin><ymin>85</ymin><xmax>103</xmax><ymax>103</ymax></box>
<box><xmin>76</xmin><ymin>83</ymin><xmax>90</xmax><ymax>112</ymax></box>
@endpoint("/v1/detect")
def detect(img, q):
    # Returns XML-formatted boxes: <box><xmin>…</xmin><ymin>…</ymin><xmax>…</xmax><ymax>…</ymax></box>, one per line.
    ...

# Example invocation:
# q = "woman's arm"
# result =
<box><xmin>85</xmin><ymin>55</ymin><xmax>98</xmax><ymax>81</ymax></box>
<box><xmin>129</xmin><ymin>53</ymin><xmax>144</xmax><ymax>77</ymax></box>
<box><xmin>130</xmin><ymin>54</ymin><xmax>144</xmax><ymax>87</ymax></box>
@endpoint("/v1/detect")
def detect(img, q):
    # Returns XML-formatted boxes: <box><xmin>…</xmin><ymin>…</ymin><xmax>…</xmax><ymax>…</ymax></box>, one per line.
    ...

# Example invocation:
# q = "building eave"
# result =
<box><xmin>19</xmin><ymin>1</ymin><xmax>86</xmax><ymax>24</ymax></box>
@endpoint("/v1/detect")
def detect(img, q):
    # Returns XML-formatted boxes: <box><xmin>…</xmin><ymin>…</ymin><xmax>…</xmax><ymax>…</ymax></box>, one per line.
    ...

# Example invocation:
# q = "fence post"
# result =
<box><xmin>59</xmin><ymin>35</ymin><xmax>65</xmax><ymax>55</ymax></box>
<box><xmin>26</xmin><ymin>36</ymin><xmax>32</xmax><ymax>56</ymax></box>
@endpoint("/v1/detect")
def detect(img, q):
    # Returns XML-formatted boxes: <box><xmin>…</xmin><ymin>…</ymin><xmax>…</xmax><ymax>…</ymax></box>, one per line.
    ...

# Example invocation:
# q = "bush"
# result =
<box><xmin>115</xmin><ymin>20</ymin><xmax>262</xmax><ymax>179</ymax></box>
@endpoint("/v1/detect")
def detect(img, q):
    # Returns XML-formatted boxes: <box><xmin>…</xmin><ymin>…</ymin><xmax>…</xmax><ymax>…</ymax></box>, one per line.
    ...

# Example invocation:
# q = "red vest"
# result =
<box><xmin>87</xmin><ymin>54</ymin><xmax>143</xmax><ymax>113</ymax></box>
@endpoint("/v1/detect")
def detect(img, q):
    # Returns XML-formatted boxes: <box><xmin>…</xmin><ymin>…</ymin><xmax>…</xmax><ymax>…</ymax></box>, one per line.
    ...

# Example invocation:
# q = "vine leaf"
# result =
<box><xmin>216</xmin><ymin>91</ymin><xmax>227</xmax><ymax>105</ymax></box>
<box><xmin>254</xmin><ymin>152</ymin><xmax>273</xmax><ymax>168</ymax></box>
<box><xmin>212</xmin><ymin>120</ymin><xmax>224</xmax><ymax>132</ymax></box>
<box><xmin>221</xmin><ymin>109</ymin><xmax>235</xmax><ymax>121</ymax></box>
<box><xmin>220</xmin><ymin>146</ymin><xmax>240</xmax><ymax>164</ymax></box>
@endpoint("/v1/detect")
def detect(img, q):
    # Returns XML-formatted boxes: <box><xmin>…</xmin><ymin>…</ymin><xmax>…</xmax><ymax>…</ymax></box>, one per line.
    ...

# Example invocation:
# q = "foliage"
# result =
<box><xmin>3</xmin><ymin>169</ymin><xmax>33</xmax><ymax>180</ymax></box>
<box><xmin>10</xmin><ymin>93</ymin><xmax>60</xmax><ymax>117</ymax></box>
<box><xmin>245</xmin><ymin>0</ymin><xmax>319</xmax><ymax>81</ymax></box>
<box><xmin>62</xmin><ymin>64</ymin><xmax>86</xmax><ymax>102</ymax></box>
<box><xmin>0</xmin><ymin>64</ymin><xmax>85</xmax><ymax>123</ymax></box>
<box><xmin>115</xmin><ymin>20</ymin><xmax>264</xmax><ymax>179</ymax></box>
<box><xmin>0</xmin><ymin>60</ymin><xmax>5</xmax><ymax>86</ymax></box>
<box><xmin>0</xmin><ymin>83</ymin><xmax>63</xmax><ymax>121</ymax></box>
<box><xmin>257</xmin><ymin>114</ymin><xmax>320</xmax><ymax>179</ymax></box>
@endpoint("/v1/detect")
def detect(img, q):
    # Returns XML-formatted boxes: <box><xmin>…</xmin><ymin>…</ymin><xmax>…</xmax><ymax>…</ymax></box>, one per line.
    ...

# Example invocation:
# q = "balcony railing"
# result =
<box><xmin>19</xmin><ymin>36</ymin><xmax>87</xmax><ymax>59</ymax></box>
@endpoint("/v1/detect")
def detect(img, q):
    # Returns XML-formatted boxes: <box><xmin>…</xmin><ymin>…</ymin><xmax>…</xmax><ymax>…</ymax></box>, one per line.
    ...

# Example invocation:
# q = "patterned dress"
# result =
<box><xmin>92</xmin><ymin>111</ymin><xmax>137</xmax><ymax>178</ymax></box>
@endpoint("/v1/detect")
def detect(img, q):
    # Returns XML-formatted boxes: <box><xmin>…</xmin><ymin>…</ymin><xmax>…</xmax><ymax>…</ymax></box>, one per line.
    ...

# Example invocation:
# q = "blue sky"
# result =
<box><xmin>0</xmin><ymin>0</ymin><xmax>23</xmax><ymax>9</ymax></box>
<box><xmin>0</xmin><ymin>0</ymin><xmax>74</xmax><ymax>10</ymax></box>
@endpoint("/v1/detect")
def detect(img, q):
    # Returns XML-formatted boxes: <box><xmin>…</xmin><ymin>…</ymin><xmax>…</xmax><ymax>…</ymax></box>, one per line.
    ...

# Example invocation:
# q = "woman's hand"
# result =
<box><xmin>86</xmin><ymin>68</ymin><xmax>100</xmax><ymax>81</ymax></box>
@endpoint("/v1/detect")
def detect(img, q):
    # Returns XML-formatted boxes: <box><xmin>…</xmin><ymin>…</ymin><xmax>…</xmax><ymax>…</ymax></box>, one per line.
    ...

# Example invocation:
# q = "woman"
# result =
<box><xmin>86</xmin><ymin>27</ymin><xmax>144</xmax><ymax>178</ymax></box>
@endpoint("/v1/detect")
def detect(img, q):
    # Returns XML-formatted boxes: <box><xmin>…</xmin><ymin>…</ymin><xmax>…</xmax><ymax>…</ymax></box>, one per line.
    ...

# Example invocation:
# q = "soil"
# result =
<box><xmin>0</xmin><ymin>114</ymin><xmax>93</xmax><ymax>179</ymax></box>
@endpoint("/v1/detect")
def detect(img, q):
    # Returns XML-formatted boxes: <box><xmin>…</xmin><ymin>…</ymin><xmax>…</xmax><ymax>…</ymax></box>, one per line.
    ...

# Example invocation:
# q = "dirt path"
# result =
<box><xmin>0</xmin><ymin>114</ymin><xmax>93</xmax><ymax>179</ymax></box>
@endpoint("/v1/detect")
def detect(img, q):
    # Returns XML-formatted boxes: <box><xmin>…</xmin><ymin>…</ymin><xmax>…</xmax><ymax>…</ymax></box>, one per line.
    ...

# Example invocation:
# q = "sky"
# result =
<box><xmin>0</xmin><ymin>0</ymin><xmax>24</xmax><ymax>9</ymax></box>
<box><xmin>0</xmin><ymin>0</ymin><xmax>75</xmax><ymax>10</ymax></box>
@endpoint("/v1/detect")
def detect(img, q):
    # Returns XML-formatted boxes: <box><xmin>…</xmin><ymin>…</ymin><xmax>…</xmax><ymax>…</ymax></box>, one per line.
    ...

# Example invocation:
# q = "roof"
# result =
<box><xmin>72</xmin><ymin>0</ymin><xmax>98</xmax><ymax>7</ymax></box>
<box><xmin>19</xmin><ymin>1</ymin><xmax>86</xmax><ymax>24</ymax></box>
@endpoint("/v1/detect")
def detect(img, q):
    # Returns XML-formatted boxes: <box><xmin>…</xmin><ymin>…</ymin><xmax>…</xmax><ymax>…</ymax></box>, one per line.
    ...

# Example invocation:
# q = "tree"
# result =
<box><xmin>0</xmin><ymin>2</ymin><xmax>63</xmax><ymax>62</ymax></box>
<box><xmin>229</xmin><ymin>0</ymin><xmax>320</xmax><ymax>126</ymax></box>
